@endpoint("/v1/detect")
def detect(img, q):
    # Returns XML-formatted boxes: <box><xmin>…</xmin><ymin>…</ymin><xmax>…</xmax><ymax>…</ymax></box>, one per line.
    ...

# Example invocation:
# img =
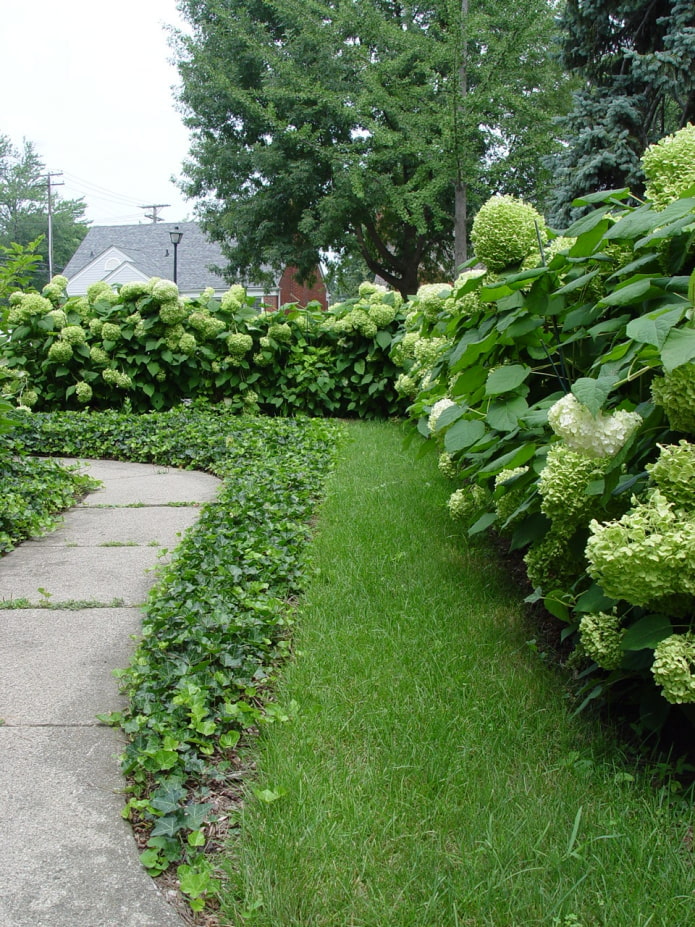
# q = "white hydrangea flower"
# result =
<box><xmin>547</xmin><ymin>393</ymin><xmax>641</xmax><ymax>458</ymax></box>
<box><xmin>428</xmin><ymin>398</ymin><xmax>455</xmax><ymax>434</ymax></box>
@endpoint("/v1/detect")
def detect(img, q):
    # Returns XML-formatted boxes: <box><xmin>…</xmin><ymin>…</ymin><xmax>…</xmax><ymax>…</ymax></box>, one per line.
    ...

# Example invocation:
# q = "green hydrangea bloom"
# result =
<box><xmin>119</xmin><ymin>281</ymin><xmax>149</xmax><ymax>301</ymax></box>
<box><xmin>394</xmin><ymin>373</ymin><xmax>417</xmax><ymax>397</ymax></box>
<box><xmin>21</xmin><ymin>389</ymin><xmax>39</xmax><ymax>408</ymax></box>
<box><xmin>89</xmin><ymin>318</ymin><xmax>103</xmax><ymax>335</ymax></box>
<box><xmin>47</xmin><ymin>341</ymin><xmax>73</xmax><ymax>363</ymax></box>
<box><xmin>178</xmin><ymin>333</ymin><xmax>197</xmax><ymax>355</ymax></box>
<box><xmin>87</xmin><ymin>281</ymin><xmax>116</xmax><ymax>304</ymax></box>
<box><xmin>524</xmin><ymin>528</ymin><xmax>580</xmax><ymax>592</ymax></box>
<box><xmin>220</xmin><ymin>284</ymin><xmax>247</xmax><ymax>311</ymax></box>
<box><xmin>471</xmin><ymin>195</ymin><xmax>546</xmax><ymax>272</ymax></box>
<box><xmin>50</xmin><ymin>274</ymin><xmax>68</xmax><ymax>289</ymax></box>
<box><xmin>494</xmin><ymin>467</ymin><xmax>529</xmax><ymax>527</ymax></box>
<box><xmin>642</xmin><ymin>124</ymin><xmax>695</xmax><ymax>209</ymax></box>
<box><xmin>226</xmin><ymin>332</ymin><xmax>254</xmax><ymax>356</ymax></box>
<box><xmin>413</xmin><ymin>283</ymin><xmax>453</xmax><ymax>320</ymax></box>
<box><xmin>586</xmin><ymin>491</ymin><xmax>695</xmax><ymax>605</ymax></box>
<box><xmin>367</xmin><ymin>303</ymin><xmax>397</xmax><ymax>328</ymax></box>
<box><xmin>75</xmin><ymin>381</ymin><xmax>93</xmax><ymax>404</ymax></box>
<box><xmin>90</xmin><ymin>346</ymin><xmax>110</xmax><ymax>366</ymax></box>
<box><xmin>21</xmin><ymin>293</ymin><xmax>54</xmax><ymax>316</ymax></box>
<box><xmin>447</xmin><ymin>484</ymin><xmax>490</xmax><ymax>524</ymax></box>
<box><xmin>438</xmin><ymin>453</ymin><xmax>458</xmax><ymax>479</ymax></box>
<box><xmin>188</xmin><ymin>312</ymin><xmax>226</xmax><ymax>338</ymax></box>
<box><xmin>60</xmin><ymin>325</ymin><xmax>87</xmax><ymax>345</ymax></box>
<box><xmin>538</xmin><ymin>445</ymin><xmax>610</xmax><ymax>523</ymax></box>
<box><xmin>165</xmin><ymin>324</ymin><xmax>186</xmax><ymax>350</ymax></box>
<box><xmin>102</xmin><ymin>369</ymin><xmax>132</xmax><ymax>389</ymax></box>
<box><xmin>70</xmin><ymin>297</ymin><xmax>90</xmax><ymax>318</ymax></box>
<box><xmin>42</xmin><ymin>282</ymin><xmax>65</xmax><ymax>304</ymax></box>
<box><xmin>390</xmin><ymin>331</ymin><xmax>419</xmax><ymax>367</ymax></box>
<box><xmin>578</xmin><ymin>612</ymin><xmax>625</xmax><ymax>670</ymax></box>
<box><xmin>428</xmin><ymin>398</ymin><xmax>455</xmax><ymax>434</ymax></box>
<box><xmin>268</xmin><ymin>322</ymin><xmax>292</xmax><ymax>343</ymax></box>
<box><xmin>647</xmin><ymin>441</ymin><xmax>695</xmax><ymax>510</ymax></box>
<box><xmin>159</xmin><ymin>301</ymin><xmax>188</xmax><ymax>325</ymax></box>
<box><xmin>413</xmin><ymin>336</ymin><xmax>447</xmax><ymax>368</ymax></box>
<box><xmin>651</xmin><ymin>364</ymin><xmax>695</xmax><ymax>434</ymax></box>
<box><xmin>652</xmin><ymin>633</ymin><xmax>695</xmax><ymax>703</ymax></box>
<box><xmin>101</xmin><ymin>323</ymin><xmax>121</xmax><ymax>342</ymax></box>
<box><xmin>151</xmin><ymin>280</ymin><xmax>180</xmax><ymax>303</ymax></box>
<box><xmin>48</xmin><ymin>309</ymin><xmax>67</xmax><ymax>329</ymax></box>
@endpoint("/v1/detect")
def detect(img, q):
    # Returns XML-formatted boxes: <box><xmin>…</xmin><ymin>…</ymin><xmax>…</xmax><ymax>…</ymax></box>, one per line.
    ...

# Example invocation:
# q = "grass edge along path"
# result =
<box><xmin>221</xmin><ymin>420</ymin><xmax>695</xmax><ymax>927</ymax></box>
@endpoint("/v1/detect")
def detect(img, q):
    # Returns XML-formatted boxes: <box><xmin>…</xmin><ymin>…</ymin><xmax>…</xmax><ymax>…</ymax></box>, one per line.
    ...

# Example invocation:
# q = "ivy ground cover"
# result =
<box><xmin>7</xmin><ymin>407</ymin><xmax>343</xmax><ymax>911</ymax></box>
<box><xmin>221</xmin><ymin>421</ymin><xmax>695</xmax><ymax>927</ymax></box>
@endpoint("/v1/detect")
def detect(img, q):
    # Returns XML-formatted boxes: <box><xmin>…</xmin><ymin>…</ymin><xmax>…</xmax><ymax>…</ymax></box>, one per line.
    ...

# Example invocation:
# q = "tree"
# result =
<box><xmin>0</xmin><ymin>135</ymin><xmax>89</xmax><ymax>287</ymax></box>
<box><xmin>174</xmin><ymin>0</ymin><xmax>569</xmax><ymax>296</ymax></box>
<box><xmin>548</xmin><ymin>0</ymin><xmax>695</xmax><ymax>226</ymax></box>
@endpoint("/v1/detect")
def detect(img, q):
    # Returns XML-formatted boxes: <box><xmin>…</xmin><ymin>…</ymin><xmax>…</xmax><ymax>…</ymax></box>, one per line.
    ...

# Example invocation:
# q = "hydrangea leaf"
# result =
<box><xmin>660</xmin><ymin>328</ymin><xmax>695</xmax><ymax>373</ymax></box>
<box><xmin>570</xmin><ymin>376</ymin><xmax>618</xmax><ymax>417</ymax></box>
<box><xmin>598</xmin><ymin>277</ymin><xmax>654</xmax><ymax>307</ymax></box>
<box><xmin>626</xmin><ymin>306</ymin><xmax>683</xmax><ymax>348</ymax></box>
<box><xmin>486</xmin><ymin>364</ymin><xmax>531</xmax><ymax>396</ymax></box>
<box><xmin>444</xmin><ymin>418</ymin><xmax>486</xmax><ymax>453</ymax></box>
<box><xmin>486</xmin><ymin>396</ymin><xmax>529</xmax><ymax>432</ymax></box>
<box><xmin>621</xmin><ymin>614</ymin><xmax>673</xmax><ymax>652</ymax></box>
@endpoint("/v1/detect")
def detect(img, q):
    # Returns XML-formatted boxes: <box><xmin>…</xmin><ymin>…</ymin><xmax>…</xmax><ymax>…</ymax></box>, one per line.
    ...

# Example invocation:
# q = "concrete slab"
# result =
<box><xmin>0</xmin><ymin>608</ymin><xmax>141</xmax><ymax>725</ymax></box>
<box><xmin>57</xmin><ymin>458</ymin><xmax>221</xmax><ymax>507</ymax></box>
<box><xmin>0</xmin><ymin>545</ymin><xmax>165</xmax><ymax>606</ymax></box>
<box><xmin>22</xmin><ymin>505</ymin><xmax>202</xmax><ymax>548</ymax></box>
<box><xmin>0</xmin><ymin>726</ymin><xmax>183</xmax><ymax>927</ymax></box>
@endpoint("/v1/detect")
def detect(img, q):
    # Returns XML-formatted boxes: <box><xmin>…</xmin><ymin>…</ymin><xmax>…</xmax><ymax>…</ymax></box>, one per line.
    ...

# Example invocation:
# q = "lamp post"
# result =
<box><xmin>169</xmin><ymin>226</ymin><xmax>183</xmax><ymax>284</ymax></box>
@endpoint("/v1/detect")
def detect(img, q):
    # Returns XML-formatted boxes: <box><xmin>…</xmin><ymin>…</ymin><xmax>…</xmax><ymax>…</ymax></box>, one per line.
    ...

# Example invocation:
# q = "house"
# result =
<box><xmin>61</xmin><ymin>221</ymin><xmax>328</xmax><ymax>309</ymax></box>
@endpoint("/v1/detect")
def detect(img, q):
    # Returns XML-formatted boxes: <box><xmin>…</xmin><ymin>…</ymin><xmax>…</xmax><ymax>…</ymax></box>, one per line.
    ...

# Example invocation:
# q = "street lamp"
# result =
<box><xmin>169</xmin><ymin>226</ymin><xmax>183</xmax><ymax>284</ymax></box>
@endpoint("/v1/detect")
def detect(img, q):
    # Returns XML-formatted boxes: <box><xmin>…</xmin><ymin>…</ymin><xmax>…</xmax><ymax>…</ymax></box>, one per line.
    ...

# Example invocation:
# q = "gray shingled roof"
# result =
<box><xmin>62</xmin><ymin>222</ymin><xmax>277</xmax><ymax>293</ymax></box>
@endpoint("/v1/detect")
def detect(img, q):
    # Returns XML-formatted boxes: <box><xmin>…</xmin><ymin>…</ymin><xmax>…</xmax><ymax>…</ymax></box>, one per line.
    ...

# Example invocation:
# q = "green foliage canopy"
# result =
<box><xmin>0</xmin><ymin>134</ymin><xmax>89</xmax><ymax>287</ymax></box>
<box><xmin>174</xmin><ymin>0</ymin><xmax>569</xmax><ymax>295</ymax></box>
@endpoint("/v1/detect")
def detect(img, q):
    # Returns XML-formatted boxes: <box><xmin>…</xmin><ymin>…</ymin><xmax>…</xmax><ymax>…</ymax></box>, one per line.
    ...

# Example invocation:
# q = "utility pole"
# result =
<box><xmin>47</xmin><ymin>171</ymin><xmax>64</xmax><ymax>281</ymax></box>
<box><xmin>140</xmin><ymin>204</ymin><xmax>170</xmax><ymax>224</ymax></box>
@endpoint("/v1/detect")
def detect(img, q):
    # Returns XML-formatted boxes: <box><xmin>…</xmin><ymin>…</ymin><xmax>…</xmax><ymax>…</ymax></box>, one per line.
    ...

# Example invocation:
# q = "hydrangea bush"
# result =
<box><xmin>1</xmin><ymin>276</ymin><xmax>406</xmax><ymax>419</ymax></box>
<box><xmin>400</xmin><ymin>170</ymin><xmax>695</xmax><ymax>727</ymax></box>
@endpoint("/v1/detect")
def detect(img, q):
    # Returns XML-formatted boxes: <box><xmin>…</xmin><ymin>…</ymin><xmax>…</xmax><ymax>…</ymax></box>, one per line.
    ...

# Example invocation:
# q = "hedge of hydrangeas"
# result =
<box><xmin>1</xmin><ymin>277</ymin><xmax>406</xmax><ymax>419</ymax></box>
<box><xmin>396</xmin><ymin>123</ymin><xmax>695</xmax><ymax>731</ymax></box>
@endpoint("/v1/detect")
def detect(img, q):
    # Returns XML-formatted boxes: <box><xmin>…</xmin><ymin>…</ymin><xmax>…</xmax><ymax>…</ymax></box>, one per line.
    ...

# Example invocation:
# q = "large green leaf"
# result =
<box><xmin>486</xmin><ymin>396</ymin><xmax>529</xmax><ymax>432</ymax></box>
<box><xmin>444</xmin><ymin>418</ymin><xmax>486</xmax><ymax>453</ymax></box>
<box><xmin>604</xmin><ymin>198</ymin><xmax>695</xmax><ymax>241</ymax></box>
<box><xmin>621</xmin><ymin>614</ymin><xmax>673</xmax><ymax>652</ymax></box>
<box><xmin>660</xmin><ymin>327</ymin><xmax>695</xmax><ymax>373</ymax></box>
<box><xmin>485</xmin><ymin>364</ymin><xmax>530</xmax><ymax>396</ymax></box>
<box><xmin>598</xmin><ymin>278</ymin><xmax>654</xmax><ymax>307</ymax></box>
<box><xmin>626</xmin><ymin>306</ymin><xmax>684</xmax><ymax>348</ymax></box>
<box><xmin>571</xmin><ymin>376</ymin><xmax>618</xmax><ymax>416</ymax></box>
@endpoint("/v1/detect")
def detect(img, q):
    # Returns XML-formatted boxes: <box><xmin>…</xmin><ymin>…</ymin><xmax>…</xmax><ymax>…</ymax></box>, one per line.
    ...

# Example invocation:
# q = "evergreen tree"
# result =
<box><xmin>549</xmin><ymin>0</ymin><xmax>695</xmax><ymax>226</ymax></box>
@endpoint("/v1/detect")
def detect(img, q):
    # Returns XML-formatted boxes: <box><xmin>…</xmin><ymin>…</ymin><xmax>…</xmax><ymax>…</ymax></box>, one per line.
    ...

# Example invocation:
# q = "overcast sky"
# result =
<box><xmin>0</xmin><ymin>0</ymin><xmax>194</xmax><ymax>226</ymax></box>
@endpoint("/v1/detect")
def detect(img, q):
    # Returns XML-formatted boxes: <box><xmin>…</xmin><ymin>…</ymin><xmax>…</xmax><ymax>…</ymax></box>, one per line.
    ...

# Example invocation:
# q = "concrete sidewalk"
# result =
<box><xmin>0</xmin><ymin>459</ymin><xmax>222</xmax><ymax>927</ymax></box>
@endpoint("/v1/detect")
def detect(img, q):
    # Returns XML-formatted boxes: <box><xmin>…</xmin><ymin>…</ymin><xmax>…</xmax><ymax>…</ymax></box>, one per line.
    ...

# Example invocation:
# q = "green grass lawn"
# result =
<box><xmin>220</xmin><ymin>420</ymin><xmax>695</xmax><ymax>927</ymax></box>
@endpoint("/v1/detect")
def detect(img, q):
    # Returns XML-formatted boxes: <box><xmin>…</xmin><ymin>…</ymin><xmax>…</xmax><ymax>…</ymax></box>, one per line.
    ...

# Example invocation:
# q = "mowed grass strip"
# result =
<box><xmin>220</xmin><ymin>421</ymin><xmax>695</xmax><ymax>927</ymax></box>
